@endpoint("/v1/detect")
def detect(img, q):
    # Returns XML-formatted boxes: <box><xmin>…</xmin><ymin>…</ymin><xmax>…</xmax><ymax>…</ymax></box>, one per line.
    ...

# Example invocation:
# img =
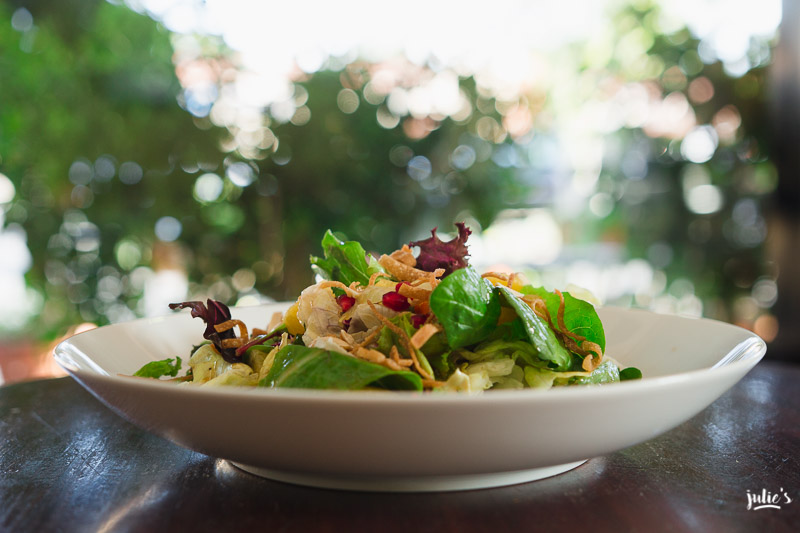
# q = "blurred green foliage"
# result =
<box><xmin>1</xmin><ymin>0</ymin><xmax>224</xmax><ymax>335</ymax></box>
<box><xmin>0</xmin><ymin>0</ymin><xmax>778</xmax><ymax>339</ymax></box>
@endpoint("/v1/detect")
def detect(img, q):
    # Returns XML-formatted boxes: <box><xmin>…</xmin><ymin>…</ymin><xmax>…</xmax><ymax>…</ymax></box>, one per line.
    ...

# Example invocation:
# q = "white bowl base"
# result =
<box><xmin>230</xmin><ymin>459</ymin><xmax>588</xmax><ymax>492</ymax></box>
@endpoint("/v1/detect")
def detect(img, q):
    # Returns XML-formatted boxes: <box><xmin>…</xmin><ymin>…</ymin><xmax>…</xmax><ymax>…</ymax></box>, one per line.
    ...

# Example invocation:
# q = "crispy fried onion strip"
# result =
<box><xmin>366</xmin><ymin>300</ymin><xmax>433</xmax><ymax>380</ymax></box>
<box><xmin>410</xmin><ymin>323</ymin><xmax>439</xmax><ymax>349</ymax></box>
<box><xmin>217</xmin><ymin>318</ymin><xmax>289</xmax><ymax>352</ymax></box>
<box><xmin>552</xmin><ymin>289</ymin><xmax>603</xmax><ymax>371</ymax></box>
<box><xmin>378</xmin><ymin>254</ymin><xmax>444</xmax><ymax>284</ymax></box>
<box><xmin>317</xmin><ymin>280</ymin><xmax>359</xmax><ymax>297</ymax></box>
<box><xmin>354</xmin><ymin>328</ymin><xmax>381</xmax><ymax>351</ymax></box>
<box><xmin>368</xmin><ymin>272</ymin><xmax>394</xmax><ymax>286</ymax></box>
<box><xmin>397</xmin><ymin>283</ymin><xmax>432</xmax><ymax>301</ymax></box>
<box><xmin>220</xmin><ymin>338</ymin><xmax>245</xmax><ymax>348</ymax></box>
<box><xmin>386</xmin><ymin>345</ymin><xmax>413</xmax><ymax>368</ymax></box>
<box><xmin>339</xmin><ymin>329</ymin><xmax>356</xmax><ymax>346</ymax></box>
<box><xmin>521</xmin><ymin>290</ymin><xmax>604</xmax><ymax>372</ymax></box>
<box><xmin>333</xmin><ymin>328</ymin><xmax>411</xmax><ymax>372</ymax></box>
<box><xmin>389</xmin><ymin>244</ymin><xmax>416</xmax><ymax>267</ymax></box>
<box><xmin>215</xmin><ymin>319</ymin><xmax>248</xmax><ymax>339</ymax></box>
<box><xmin>579</xmin><ymin>341</ymin><xmax>603</xmax><ymax>372</ymax></box>
<box><xmin>354</xmin><ymin>347</ymin><xmax>404</xmax><ymax>371</ymax></box>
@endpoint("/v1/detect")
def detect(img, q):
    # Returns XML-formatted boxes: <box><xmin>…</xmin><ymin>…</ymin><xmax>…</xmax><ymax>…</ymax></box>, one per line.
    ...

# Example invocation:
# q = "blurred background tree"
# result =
<box><xmin>0</xmin><ymin>0</ymin><xmax>794</xmax><ymax>380</ymax></box>
<box><xmin>0</xmin><ymin>0</ymin><xmax>225</xmax><ymax>336</ymax></box>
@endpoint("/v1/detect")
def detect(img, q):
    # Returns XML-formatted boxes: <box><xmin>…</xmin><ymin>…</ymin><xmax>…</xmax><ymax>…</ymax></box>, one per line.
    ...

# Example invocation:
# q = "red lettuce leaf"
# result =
<box><xmin>409</xmin><ymin>222</ymin><xmax>471</xmax><ymax>276</ymax></box>
<box><xmin>169</xmin><ymin>299</ymin><xmax>239</xmax><ymax>362</ymax></box>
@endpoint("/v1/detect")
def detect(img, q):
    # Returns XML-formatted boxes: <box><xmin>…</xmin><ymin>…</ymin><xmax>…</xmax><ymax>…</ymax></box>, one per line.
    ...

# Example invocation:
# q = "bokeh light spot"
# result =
<box><xmin>712</xmin><ymin>105</ymin><xmax>742</xmax><ymax>143</ymax></box>
<box><xmin>290</xmin><ymin>106</ymin><xmax>311</xmax><ymax>126</ymax></box>
<box><xmin>688</xmin><ymin>77</ymin><xmax>714</xmax><ymax>104</ymax></box>
<box><xmin>685</xmin><ymin>184</ymin><xmax>723</xmax><ymax>214</ymax></box>
<box><xmin>389</xmin><ymin>145</ymin><xmax>413</xmax><ymax>167</ymax></box>
<box><xmin>11</xmin><ymin>8</ymin><xmax>33</xmax><ymax>32</ymax></box>
<box><xmin>0</xmin><ymin>173</ymin><xmax>15</xmax><ymax>204</ymax></box>
<box><xmin>407</xmin><ymin>155</ymin><xmax>432</xmax><ymax>181</ymax></box>
<box><xmin>589</xmin><ymin>192</ymin><xmax>614</xmax><ymax>217</ymax></box>
<box><xmin>115</xmin><ymin>239</ymin><xmax>142</xmax><ymax>270</ymax></box>
<box><xmin>376</xmin><ymin>107</ymin><xmax>400</xmax><ymax>129</ymax></box>
<box><xmin>753</xmin><ymin>313</ymin><xmax>778</xmax><ymax>342</ymax></box>
<box><xmin>194</xmin><ymin>173</ymin><xmax>224</xmax><ymax>202</ymax></box>
<box><xmin>119</xmin><ymin>161</ymin><xmax>143</xmax><ymax>185</ymax></box>
<box><xmin>94</xmin><ymin>155</ymin><xmax>116</xmax><ymax>182</ymax></box>
<box><xmin>752</xmin><ymin>278</ymin><xmax>778</xmax><ymax>308</ymax></box>
<box><xmin>232</xmin><ymin>268</ymin><xmax>256</xmax><ymax>292</ymax></box>
<box><xmin>226</xmin><ymin>162</ymin><xmax>255</xmax><ymax>187</ymax></box>
<box><xmin>73</xmin><ymin>221</ymin><xmax>100</xmax><ymax>252</ymax></box>
<box><xmin>681</xmin><ymin>125</ymin><xmax>718</xmax><ymax>163</ymax></box>
<box><xmin>450</xmin><ymin>145</ymin><xmax>477</xmax><ymax>171</ymax></box>
<box><xmin>68</xmin><ymin>160</ymin><xmax>93</xmax><ymax>185</ymax></box>
<box><xmin>155</xmin><ymin>216</ymin><xmax>182</xmax><ymax>242</ymax></box>
<box><xmin>337</xmin><ymin>88</ymin><xmax>360</xmax><ymax>114</ymax></box>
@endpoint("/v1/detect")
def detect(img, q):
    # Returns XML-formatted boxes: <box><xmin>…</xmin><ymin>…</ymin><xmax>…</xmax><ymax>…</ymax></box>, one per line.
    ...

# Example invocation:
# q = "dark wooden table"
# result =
<box><xmin>1</xmin><ymin>362</ymin><xmax>798</xmax><ymax>533</ymax></box>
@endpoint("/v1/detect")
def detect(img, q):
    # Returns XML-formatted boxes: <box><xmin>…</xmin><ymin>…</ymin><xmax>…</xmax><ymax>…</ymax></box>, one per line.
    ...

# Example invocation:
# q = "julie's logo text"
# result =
<box><xmin>746</xmin><ymin>488</ymin><xmax>793</xmax><ymax>511</ymax></box>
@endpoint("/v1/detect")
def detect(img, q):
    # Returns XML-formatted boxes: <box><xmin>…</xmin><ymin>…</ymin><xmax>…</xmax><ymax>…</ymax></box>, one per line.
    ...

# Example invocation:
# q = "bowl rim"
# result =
<box><xmin>54</xmin><ymin>303</ymin><xmax>767</xmax><ymax>406</ymax></box>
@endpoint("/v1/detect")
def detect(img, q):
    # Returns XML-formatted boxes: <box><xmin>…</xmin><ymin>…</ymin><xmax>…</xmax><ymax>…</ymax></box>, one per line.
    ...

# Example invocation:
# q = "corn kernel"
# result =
<box><xmin>284</xmin><ymin>302</ymin><xmax>304</xmax><ymax>335</ymax></box>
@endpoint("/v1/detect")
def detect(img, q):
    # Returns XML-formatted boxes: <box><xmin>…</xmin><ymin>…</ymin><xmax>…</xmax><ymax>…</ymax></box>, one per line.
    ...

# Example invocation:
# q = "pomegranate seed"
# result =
<box><xmin>411</xmin><ymin>314</ymin><xmax>427</xmax><ymax>328</ymax></box>
<box><xmin>382</xmin><ymin>291</ymin><xmax>410</xmax><ymax>312</ymax></box>
<box><xmin>337</xmin><ymin>294</ymin><xmax>356</xmax><ymax>311</ymax></box>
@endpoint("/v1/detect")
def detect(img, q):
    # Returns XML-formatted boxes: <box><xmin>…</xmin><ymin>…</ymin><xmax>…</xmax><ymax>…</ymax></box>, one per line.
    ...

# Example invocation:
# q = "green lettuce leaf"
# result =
<box><xmin>309</xmin><ymin>230</ymin><xmax>385</xmax><ymax>286</ymax></box>
<box><xmin>258</xmin><ymin>345</ymin><xmax>422</xmax><ymax>391</ymax></box>
<box><xmin>555</xmin><ymin>359</ymin><xmax>620</xmax><ymax>386</ymax></box>
<box><xmin>133</xmin><ymin>356</ymin><xmax>182</xmax><ymax>378</ymax></box>
<box><xmin>519</xmin><ymin>285</ymin><xmax>605</xmax><ymax>352</ymax></box>
<box><xmin>469</xmin><ymin>338</ymin><xmax>540</xmax><ymax>365</ymax></box>
<box><xmin>523</xmin><ymin>365</ymin><xmax>563</xmax><ymax>389</ymax></box>
<box><xmin>376</xmin><ymin>314</ymin><xmax>436</xmax><ymax>378</ymax></box>
<box><xmin>429</xmin><ymin>266</ymin><xmax>501</xmax><ymax>349</ymax></box>
<box><xmin>496</xmin><ymin>286</ymin><xmax>572</xmax><ymax>370</ymax></box>
<box><xmin>524</xmin><ymin>359</ymin><xmax>620</xmax><ymax>389</ymax></box>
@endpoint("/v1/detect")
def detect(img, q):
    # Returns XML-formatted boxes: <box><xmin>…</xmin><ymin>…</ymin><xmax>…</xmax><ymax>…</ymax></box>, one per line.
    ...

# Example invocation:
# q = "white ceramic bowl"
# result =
<box><xmin>54</xmin><ymin>303</ymin><xmax>765</xmax><ymax>491</ymax></box>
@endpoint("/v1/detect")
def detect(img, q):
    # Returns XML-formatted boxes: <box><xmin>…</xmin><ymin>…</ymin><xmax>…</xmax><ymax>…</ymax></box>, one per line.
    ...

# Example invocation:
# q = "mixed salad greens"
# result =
<box><xmin>134</xmin><ymin>224</ymin><xmax>641</xmax><ymax>392</ymax></box>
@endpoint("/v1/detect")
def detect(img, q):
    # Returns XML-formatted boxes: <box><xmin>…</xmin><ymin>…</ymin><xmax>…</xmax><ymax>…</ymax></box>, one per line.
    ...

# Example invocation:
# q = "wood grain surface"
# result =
<box><xmin>1</xmin><ymin>362</ymin><xmax>798</xmax><ymax>533</ymax></box>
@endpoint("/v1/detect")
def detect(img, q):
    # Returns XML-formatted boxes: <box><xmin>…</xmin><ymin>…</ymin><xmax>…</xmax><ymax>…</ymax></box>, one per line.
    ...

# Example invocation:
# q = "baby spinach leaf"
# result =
<box><xmin>309</xmin><ymin>230</ymin><xmax>385</xmax><ymax>286</ymax></box>
<box><xmin>519</xmin><ymin>286</ymin><xmax>605</xmax><ymax>352</ymax></box>
<box><xmin>258</xmin><ymin>345</ymin><xmax>422</xmax><ymax>391</ymax></box>
<box><xmin>133</xmin><ymin>356</ymin><xmax>182</xmax><ymax>378</ymax></box>
<box><xmin>496</xmin><ymin>286</ymin><xmax>571</xmax><ymax>371</ymax></box>
<box><xmin>429</xmin><ymin>267</ymin><xmax>501</xmax><ymax>349</ymax></box>
<box><xmin>619</xmin><ymin>366</ymin><xmax>643</xmax><ymax>381</ymax></box>
<box><xmin>481</xmin><ymin>317</ymin><xmax>527</xmax><ymax>343</ymax></box>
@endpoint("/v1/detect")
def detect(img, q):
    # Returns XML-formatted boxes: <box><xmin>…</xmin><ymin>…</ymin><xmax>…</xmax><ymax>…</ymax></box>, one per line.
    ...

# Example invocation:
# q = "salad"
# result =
<box><xmin>134</xmin><ymin>223</ymin><xmax>641</xmax><ymax>392</ymax></box>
